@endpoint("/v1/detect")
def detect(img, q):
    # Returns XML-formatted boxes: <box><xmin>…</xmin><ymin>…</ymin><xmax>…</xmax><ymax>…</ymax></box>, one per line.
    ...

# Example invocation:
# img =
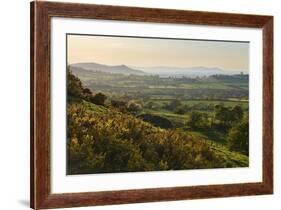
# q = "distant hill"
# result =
<box><xmin>69</xmin><ymin>62</ymin><xmax>146</xmax><ymax>76</ymax></box>
<box><xmin>69</xmin><ymin>62</ymin><xmax>247</xmax><ymax>77</ymax></box>
<box><xmin>135</xmin><ymin>66</ymin><xmax>244</xmax><ymax>77</ymax></box>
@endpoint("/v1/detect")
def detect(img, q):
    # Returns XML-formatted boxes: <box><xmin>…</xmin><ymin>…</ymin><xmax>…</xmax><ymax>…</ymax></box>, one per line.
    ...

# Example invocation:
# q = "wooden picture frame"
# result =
<box><xmin>31</xmin><ymin>1</ymin><xmax>273</xmax><ymax>209</ymax></box>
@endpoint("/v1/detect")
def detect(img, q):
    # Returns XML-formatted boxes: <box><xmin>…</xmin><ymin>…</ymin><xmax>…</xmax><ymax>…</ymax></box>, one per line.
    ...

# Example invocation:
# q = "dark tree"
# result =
<box><xmin>174</xmin><ymin>106</ymin><xmax>186</xmax><ymax>115</ymax></box>
<box><xmin>67</xmin><ymin>69</ymin><xmax>84</xmax><ymax>98</ymax></box>
<box><xmin>111</xmin><ymin>100</ymin><xmax>127</xmax><ymax>108</ymax></box>
<box><xmin>90</xmin><ymin>93</ymin><xmax>107</xmax><ymax>106</ymax></box>
<box><xmin>188</xmin><ymin>111</ymin><xmax>209</xmax><ymax>130</ymax></box>
<box><xmin>232</xmin><ymin>105</ymin><xmax>244</xmax><ymax>122</ymax></box>
<box><xmin>227</xmin><ymin>116</ymin><xmax>249</xmax><ymax>155</ymax></box>
<box><xmin>127</xmin><ymin>100</ymin><xmax>143</xmax><ymax>112</ymax></box>
<box><xmin>137</xmin><ymin>114</ymin><xmax>173</xmax><ymax>129</ymax></box>
<box><xmin>166</xmin><ymin>99</ymin><xmax>182</xmax><ymax>111</ymax></box>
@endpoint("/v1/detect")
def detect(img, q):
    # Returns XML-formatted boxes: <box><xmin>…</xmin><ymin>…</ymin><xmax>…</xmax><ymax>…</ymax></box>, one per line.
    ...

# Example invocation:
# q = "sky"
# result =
<box><xmin>67</xmin><ymin>34</ymin><xmax>249</xmax><ymax>72</ymax></box>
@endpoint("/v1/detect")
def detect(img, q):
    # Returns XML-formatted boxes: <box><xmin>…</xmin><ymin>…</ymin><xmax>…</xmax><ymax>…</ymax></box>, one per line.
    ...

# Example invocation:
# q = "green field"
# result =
<box><xmin>72</xmin><ymin>69</ymin><xmax>249</xmax><ymax>101</ymax></box>
<box><xmin>147</xmin><ymin>99</ymin><xmax>248</xmax><ymax>110</ymax></box>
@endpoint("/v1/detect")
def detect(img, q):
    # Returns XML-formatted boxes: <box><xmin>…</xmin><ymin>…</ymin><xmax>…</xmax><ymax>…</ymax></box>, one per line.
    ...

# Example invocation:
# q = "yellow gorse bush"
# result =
<box><xmin>67</xmin><ymin>103</ymin><xmax>246</xmax><ymax>174</ymax></box>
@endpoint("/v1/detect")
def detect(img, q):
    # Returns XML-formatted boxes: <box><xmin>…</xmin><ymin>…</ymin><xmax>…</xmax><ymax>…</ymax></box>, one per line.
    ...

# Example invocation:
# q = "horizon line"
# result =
<box><xmin>68</xmin><ymin>61</ymin><xmax>249</xmax><ymax>73</ymax></box>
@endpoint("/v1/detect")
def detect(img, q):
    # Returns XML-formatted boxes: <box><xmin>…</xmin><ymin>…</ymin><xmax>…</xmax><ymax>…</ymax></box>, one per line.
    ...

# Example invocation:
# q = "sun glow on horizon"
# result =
<box><xmin>67</xmin><ymin>34</ymin><xmax>249</xmax><ymax>72</ymax></box>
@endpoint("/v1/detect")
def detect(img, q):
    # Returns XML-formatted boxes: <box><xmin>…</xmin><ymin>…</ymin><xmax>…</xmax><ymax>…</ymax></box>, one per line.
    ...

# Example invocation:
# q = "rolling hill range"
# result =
<box><xmin>135</xmin><ymin>66</ymin><xmax>243</xmax><ymax>77</ymax></box>
<box><xmin>69</xmin><ymin>62</ymin><xmax>247</xmax><ymax>77</ymax></box>
<box><xmin>69</xmin><ymin>62</ymin><xmax>146</xmax><ymax>76</ymax></box>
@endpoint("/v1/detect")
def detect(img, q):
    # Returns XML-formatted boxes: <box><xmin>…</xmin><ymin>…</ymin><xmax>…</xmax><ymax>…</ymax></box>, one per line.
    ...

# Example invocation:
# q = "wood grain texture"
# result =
<box><xmin>30</xmin><ymin>1</ymin><xmax>274</xmax><ymax>209</ymax></box>
<box><xmin>30</xmin><ymin>2</ymin><xmax>34</xmax><ymax>208</ymax></box>
<box><xmin>262</xmin><ymin>17</ymin><xmax>274</xmax><ymax>193</ymax></box>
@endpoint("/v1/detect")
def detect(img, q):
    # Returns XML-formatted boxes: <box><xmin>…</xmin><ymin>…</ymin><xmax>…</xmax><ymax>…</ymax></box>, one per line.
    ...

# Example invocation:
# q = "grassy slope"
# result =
<box><xmin>71</xmin><ymin>100</ymin><xmax>249</xmax><ymax>168</ymax></box>
<box><xmin>188</xmin><ymin>131</ymin><xmax>248</xmax><ymax>166</ymax></box>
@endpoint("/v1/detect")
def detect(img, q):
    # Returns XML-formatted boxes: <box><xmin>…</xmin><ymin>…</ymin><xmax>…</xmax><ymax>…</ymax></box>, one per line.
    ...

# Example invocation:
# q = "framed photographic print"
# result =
<box><xmin>30</xmin><ymin>1</ymin><xmax>273</xmax><ymax>209</ymax></box>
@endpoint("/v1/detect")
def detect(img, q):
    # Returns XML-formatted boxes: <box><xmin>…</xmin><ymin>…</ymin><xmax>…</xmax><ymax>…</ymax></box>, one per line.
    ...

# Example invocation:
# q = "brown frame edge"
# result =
<box><xmin>30</xmin><ymin>1</ymin><xmax>274</xmax><ymax>209</ymax></box>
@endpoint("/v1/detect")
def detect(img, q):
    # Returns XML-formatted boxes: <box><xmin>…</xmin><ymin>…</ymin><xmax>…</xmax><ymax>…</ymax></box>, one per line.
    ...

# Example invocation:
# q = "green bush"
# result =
<box><xmin>90</xmin><ymin>92</ymin><xmax>107</xmax><ymax>106</ymax></box>
<box><xmin>188</xmin><ymin>111</ymin><xmax>209</xmax><ymax>130</ymax></box>
<box><xmin>227</xmin><ymin>116</ymin><xmax>249</xmax><ymax>155</ymax></box>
